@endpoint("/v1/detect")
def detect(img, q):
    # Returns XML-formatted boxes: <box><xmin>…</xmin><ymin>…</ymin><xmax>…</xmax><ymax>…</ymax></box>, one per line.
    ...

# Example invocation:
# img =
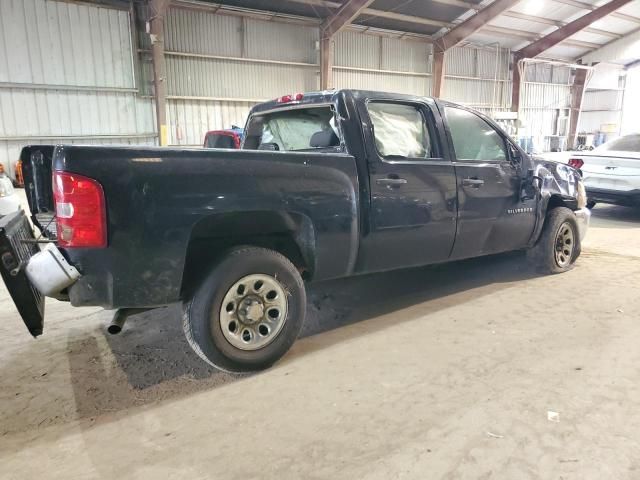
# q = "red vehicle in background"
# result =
<box><xmin>203</xmin><ymin>126</ymin><xmax>244</xmax><ymax>149</ymax></box>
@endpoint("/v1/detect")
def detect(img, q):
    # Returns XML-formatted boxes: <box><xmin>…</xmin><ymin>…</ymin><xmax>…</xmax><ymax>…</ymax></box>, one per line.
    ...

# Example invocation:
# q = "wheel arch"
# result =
<box><xmin>180</xmin><ymin>210</ymin><xmax>316</xmax><ymax>299</ymax></box>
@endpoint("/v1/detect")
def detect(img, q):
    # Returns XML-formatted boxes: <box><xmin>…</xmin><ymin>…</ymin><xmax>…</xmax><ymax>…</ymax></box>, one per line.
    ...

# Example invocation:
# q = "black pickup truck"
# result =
<box><xmin>1</xmin><ymin>89</ymin><xmax>590</xmax><ymax>372</ymax></box>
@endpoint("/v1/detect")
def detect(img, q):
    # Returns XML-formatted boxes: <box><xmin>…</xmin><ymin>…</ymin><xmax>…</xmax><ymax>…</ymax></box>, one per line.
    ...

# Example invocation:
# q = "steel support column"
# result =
<box><xmin>568</xmin><ymin>68</ymin><xmax>588</xmax><ymax>150</ymax></box>
<box><xmin>511</xmin><ymin>54</ymin><xmax>522</xmax><ymax>112</ymax></box>
<box><xmin>320</xmin><ymin>36</ymin><xmax>333</xmax><ymax>90</ymax></box>
<box><xmin>432</xmin><ymin>49</ymin><xmax>445</xmax><ymax>98</ymax></box>
<box><xmin>319</xmin><ymin>0</ymin><xmax>374</xmax><ymax>90</ymax></box>
<box><xmin>150</xmin><ymin>0</ymin><xmax>170</xmax><ymax>146</ymax></box>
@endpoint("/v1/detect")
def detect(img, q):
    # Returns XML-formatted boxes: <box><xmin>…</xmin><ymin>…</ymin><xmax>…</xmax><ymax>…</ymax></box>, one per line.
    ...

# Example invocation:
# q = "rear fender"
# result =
<box><xmin>181</xmin><ymin>210</ymin><xmax>316</xmax><ymax>295</ymax></box>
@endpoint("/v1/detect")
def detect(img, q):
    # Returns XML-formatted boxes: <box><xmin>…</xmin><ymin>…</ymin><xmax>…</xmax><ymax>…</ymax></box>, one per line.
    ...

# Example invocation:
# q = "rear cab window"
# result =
<box><xmin>243</xmin><ymin>106</ymin><xmax>343</xmax><ymax>153</ymax></box>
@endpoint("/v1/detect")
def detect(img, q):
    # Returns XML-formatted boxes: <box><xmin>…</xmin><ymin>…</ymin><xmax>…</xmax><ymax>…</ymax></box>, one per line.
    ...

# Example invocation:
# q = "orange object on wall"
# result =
<box><xmin>15</xmin><ymin>160</ymin><xmax>24</xmax><ymax>187</ymax></box>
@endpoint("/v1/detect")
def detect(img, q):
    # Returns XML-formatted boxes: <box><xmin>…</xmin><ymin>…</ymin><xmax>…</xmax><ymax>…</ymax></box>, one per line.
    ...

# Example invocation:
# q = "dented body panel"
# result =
<box><xmin>529</xmin><ymin>157</ymin><xmax>588</xmax><ymax>246</ymax></box>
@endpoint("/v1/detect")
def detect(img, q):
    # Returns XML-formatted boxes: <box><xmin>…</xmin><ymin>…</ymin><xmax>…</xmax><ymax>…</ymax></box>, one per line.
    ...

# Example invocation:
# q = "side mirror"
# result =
<box><xmin>521</xmin><ymin>169</ymin><xmax>541</xmax><ymax>201</ymax></box>
<box><xmin>508</xmin><ymin>141</ymin><xmax>523</xmax><ymax>165</ymax></box>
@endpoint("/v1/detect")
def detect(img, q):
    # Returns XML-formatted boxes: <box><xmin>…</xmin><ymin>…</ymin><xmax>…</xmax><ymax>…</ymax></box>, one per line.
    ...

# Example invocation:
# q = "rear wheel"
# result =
<box><xmin>183</xmin><ymin>247</ymin><xmax>306</xmax><ymax>372</ymax></box>
<box><xmin>528</xmin><ymin>207</ymin><xmax>581</xmax><ymax>274</ymax></box>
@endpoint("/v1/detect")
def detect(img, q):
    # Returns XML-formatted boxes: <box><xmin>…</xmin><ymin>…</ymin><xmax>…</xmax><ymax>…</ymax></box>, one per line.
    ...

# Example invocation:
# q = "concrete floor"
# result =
<box><xmin>1</xmin><ymin>192</ymin><xmax>640</xmax><ymax>479</ymax></box>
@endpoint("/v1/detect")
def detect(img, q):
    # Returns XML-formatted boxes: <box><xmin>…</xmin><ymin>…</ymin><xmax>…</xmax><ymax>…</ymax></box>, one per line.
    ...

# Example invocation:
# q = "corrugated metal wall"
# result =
<box><xmin>578</xmin><ymin>65</ymin><xmax>624</xmax><ymax>135</ymax></box>
<box><xmin>440</xmin><ymin>45</ymin><xmax>511</xmax><ymax>112</ymax></box>
<box><xmin>0</xmin><ymin>0</ymin><xmax>156</xmax><ymax>177</ymax></box>
<box><xmin>3</xmin><ymin>1</ymin><xmax>616</xmax><ymax>163</ymax></box>
<box><xmin>621</xmin><ymin>66</ymin><xmax>639</xmax><ymax>136</ymax></box>
<box><xmin>333</xmin><ymin>31</ymin><xmax>432</xmax><ymax>97</ymax></box>
<box><xmin>517</xmin><ymin>63</ymin><xmax>572</xmax><ymax>149</ymax></box>
<box><xmin>149</xmin><ymin>8</ymin><xmax>319</xmax><ymax>145</ymax></box>
<box><xmin>147</xmin><ymin>8</ymin><xmax>469</xmax><ymax>146</ymax></box>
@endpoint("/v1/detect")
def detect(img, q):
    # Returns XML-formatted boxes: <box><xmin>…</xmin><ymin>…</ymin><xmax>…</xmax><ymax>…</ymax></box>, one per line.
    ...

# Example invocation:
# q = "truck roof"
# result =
<box><xmin>249</xmin><ymin>89</ymin><xmax>444</xmax><ymax>116</ymax></box>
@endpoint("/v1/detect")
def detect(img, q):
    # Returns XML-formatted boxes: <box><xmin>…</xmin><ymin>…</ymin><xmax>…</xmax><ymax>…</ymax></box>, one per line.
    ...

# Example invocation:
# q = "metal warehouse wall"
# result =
<box><xmin>440</xmin><ymin>45</ymin><xmax>512</xmax><ymax>118</ymax></box>
<box><xmin>621</xmin><ymin>66</ymin><xmax>640</xmax><ymax>135</ymax></box>
<box><xmin>147</xmin><ymin>5</ymin><xmax>519</xmax><ymax>146</ymax></box>
<box><xmin>333</xmin><ymin>31</ymin><xmax>432</xmax><ymax>97</ymax></box>
<box><xmin>0</xmin><ymin>0</ymin><xmax>156</xmax><ymax>177</ymax></box>
<box><xmin>578</xmin><ymin>64</ymin><xmax>625</xmax><ymax>136</ymax></box>
<box><xmin>139</xmin><ymin>6</ymin><xmax>320</xmax><ymax>145</ymax></box>
<box><xmin>2</xmin><ymin>1</ymin><xmax>603</xmax><ymax>161</ymax></box>
<box><xmin>519</xmin><ymin>62</ymin><xmax>572</xmax><ymax>149</ymax></box>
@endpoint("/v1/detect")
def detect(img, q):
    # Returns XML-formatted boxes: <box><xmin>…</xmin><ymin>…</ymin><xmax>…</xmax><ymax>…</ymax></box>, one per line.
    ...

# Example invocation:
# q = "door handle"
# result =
<box><xmin>462</xmin><ymin>178</ymin><xmax>484</xmax><ymax>188</ymax></box>
<box><xmin>376</xmin><ymin>177</ymin><xmax>408</xmax><ymax>187</ymax></box>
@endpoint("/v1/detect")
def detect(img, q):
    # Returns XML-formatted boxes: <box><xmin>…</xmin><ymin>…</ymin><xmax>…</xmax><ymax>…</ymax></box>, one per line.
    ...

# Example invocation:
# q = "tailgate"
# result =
<box><xmin>20</xmin><ymin>145</ymin><xmax>57</xmax><ymax>239</ymax></box>
<box><xmin>0</xmin><ymin>210</ymin><xmax>45</xmax><ymax>336</ymax></box>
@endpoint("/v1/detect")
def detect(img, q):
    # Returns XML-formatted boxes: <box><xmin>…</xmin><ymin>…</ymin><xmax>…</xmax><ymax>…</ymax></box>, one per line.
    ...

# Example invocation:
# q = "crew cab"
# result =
<box><xmin>1</xmin><ymin>90</ymin><xmax>590</xmax><ymax>372</ymax></box>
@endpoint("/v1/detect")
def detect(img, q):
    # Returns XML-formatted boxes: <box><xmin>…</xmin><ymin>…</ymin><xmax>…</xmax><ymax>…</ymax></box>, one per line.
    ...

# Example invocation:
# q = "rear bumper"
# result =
<box><xmin>586</xmin><ymin>188</ymin><xmax>640</xmax><ymax>207</ymax></box>
<box><xmin>574</xmin><ymin>207</ymin><xmax>591</xmax><ymax>242</ymax></box>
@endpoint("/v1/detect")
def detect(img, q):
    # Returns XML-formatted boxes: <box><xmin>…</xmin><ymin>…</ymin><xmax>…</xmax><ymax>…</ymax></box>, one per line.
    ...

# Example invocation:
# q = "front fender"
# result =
<box><xmin>529</xmin><ymin>157</ymin><xmax>584</xmax><ymax>246</ymax></box>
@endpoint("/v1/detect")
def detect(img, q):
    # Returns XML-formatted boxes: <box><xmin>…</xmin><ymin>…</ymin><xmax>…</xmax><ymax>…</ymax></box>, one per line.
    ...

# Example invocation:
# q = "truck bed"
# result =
<box><xmin>21</xmin><ymin>145</ymin><xmax>360</xmax><ymax>309</ymax></box>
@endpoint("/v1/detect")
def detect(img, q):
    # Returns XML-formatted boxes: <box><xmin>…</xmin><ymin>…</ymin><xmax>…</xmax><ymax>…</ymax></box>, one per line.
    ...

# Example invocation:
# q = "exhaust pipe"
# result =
<box><xmin>107</xmin><ymin>309</ymin><xmax>128</xmax><ymax>334</ymax></box>
<box><xmin>107</xmin><ymin>308</ymin><xmax>155</xmax><ymax>335</ymax></box>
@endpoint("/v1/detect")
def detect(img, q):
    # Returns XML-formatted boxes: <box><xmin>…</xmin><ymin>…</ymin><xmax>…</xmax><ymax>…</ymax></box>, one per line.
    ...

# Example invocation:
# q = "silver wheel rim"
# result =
<box><xmin>219</xmin><ymin>274</ymin><xmax>288</xmax><ymax>351</ymax></box>
<box><xmin>554</xmin><ymin>222</ymin><xmax>575</xmax><ymax>268</ymax></box>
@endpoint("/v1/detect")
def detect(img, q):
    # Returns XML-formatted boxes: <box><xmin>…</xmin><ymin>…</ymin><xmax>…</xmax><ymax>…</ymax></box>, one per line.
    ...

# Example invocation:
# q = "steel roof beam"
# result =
<box><xmin>501</xmin><ymin>11</ymin><xmax>621</xmax><ymax>39</ymax></box>
<box><xmin>432</xmin><ymin>0</ymin><xmax>521</xmax><ymax>98</ymax></box>
<box><xmin>434</xmin><ymin>0</ymin><xmax>523</xmax><ymax>50</ymax></box>
<box><xmin>483</xmin><ymin>25</ymin><xmax>601</xmax><ymax>49</ymax></box>
<box><xmin>551</xmin><ymin>0</ymin><xmax>640</xmax><ymax>24</ymax></box>
<box><xmin>286</xmin><ymin>0</ymin><xmax>623</xmax><ymax>44</ymax></box>
<box><xmin>320</xmin><ymin>0</ymin><xmax>375</xmax><ymax>38</ymax></box>
<box><xmin>517</xmin><ymin>0</ymin><xmax>635</xmax><ymax>59</ymax></box>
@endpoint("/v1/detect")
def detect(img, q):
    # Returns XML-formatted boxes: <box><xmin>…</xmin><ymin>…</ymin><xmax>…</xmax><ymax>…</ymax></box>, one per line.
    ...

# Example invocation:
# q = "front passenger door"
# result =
<box><xmin>444</xmin><ymin>106</ymin><xmax>536</xmax><ymax>260</ymax></box>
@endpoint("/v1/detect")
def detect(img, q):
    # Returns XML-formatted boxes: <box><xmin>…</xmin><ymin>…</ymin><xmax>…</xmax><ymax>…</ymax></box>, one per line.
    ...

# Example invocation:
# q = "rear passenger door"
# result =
<box><xmin>356</xmin><ymin>98</ymin><xmax>457</xmax><ymax>272</ymax></box>
<box><xmin>443</xmin><ymin>105</ymin><xmax>536</xmax><ymax>259</ymax></box>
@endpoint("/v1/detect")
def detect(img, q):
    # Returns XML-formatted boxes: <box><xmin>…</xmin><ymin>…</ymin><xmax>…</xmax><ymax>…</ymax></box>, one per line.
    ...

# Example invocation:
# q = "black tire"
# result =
<box><xmin>527</xmin><ymin>206</ymin><xmax>581</xmax><ymax>274</ymax></box>
<box><xmin>586</xmin><ymin>200</ymin><xmax>596</xmax><ymax>210</ymax></box>
<box><xmin>183</xmin><ymin>246</ymin><xmax>306</xmax><ymax>373</ymax></box>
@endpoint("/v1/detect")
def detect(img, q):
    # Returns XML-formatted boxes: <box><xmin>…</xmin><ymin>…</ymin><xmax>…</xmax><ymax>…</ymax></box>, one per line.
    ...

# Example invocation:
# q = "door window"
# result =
<box><xmin>367</xmin><ymin>102</ymin><xmax>437</xmax><ymax>159</ymax></box>
<box><xmin>445</xmin><ymin>107</ymin><xmax>507</xmax><ymax>161</ymax></box>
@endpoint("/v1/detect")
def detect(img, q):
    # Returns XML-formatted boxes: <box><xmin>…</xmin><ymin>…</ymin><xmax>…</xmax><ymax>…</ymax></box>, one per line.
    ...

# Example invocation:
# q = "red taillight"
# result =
<box><xmin>53</xmin><ymin>171</ymin><xmax>107</xmax><ymax>248</ymax></box>
<box><xmin>295</xmin><ymin>93</ymin><xmax>304</xmax><ymax>101</ymax></box>
<box><xmin>569</xmin><ymin>158</ymin><xmax>584</xmax><ymax>169</ymax></box>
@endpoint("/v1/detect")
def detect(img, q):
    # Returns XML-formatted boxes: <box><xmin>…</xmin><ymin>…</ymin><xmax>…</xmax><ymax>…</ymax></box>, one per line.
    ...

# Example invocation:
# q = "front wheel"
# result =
<box><xmin>183</xmin><ymin>247</ymin><xmax>306</xmax><ymax>372</ymax></box>
<box><xmin>527</xmin><ymin>207</ymin><xmax>581</xmax><ymax>274</ymax></box>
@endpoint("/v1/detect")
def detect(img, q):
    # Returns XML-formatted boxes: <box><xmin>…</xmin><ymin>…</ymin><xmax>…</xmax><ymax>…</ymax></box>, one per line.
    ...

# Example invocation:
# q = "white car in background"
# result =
<box><xmin>567</xmin><ymin>134</ymin><xmax>640</xmax><ymax>209</ymax></box>
<box><xmin>0</xmin><ymin>165</ymin><xmax>21</xmax><ymax>216</ymax></box>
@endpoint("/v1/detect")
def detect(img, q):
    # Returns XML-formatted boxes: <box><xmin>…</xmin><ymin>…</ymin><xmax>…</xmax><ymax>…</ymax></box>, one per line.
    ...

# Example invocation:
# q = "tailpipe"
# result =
<box><xmin>107</xmin><ymin>308</ymin><xmax>155</xmax><ymax>335</ymax></box>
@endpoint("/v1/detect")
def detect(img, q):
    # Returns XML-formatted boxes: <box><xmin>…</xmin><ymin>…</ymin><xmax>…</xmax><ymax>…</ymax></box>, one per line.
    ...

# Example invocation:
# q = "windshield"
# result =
<box><xmin>205</xmin><ymin>134</ymin><xmax>237</xmax><ymax>149</ymax></box>
<box><xmin>596</xmin><ymin>134</ymin><xmax>640</xmax><ymax>153</ymax></box>
<box><xmin>243</xmin><ymin>106</ymin><xmax>342</xmax><ymax>152</ymax></box>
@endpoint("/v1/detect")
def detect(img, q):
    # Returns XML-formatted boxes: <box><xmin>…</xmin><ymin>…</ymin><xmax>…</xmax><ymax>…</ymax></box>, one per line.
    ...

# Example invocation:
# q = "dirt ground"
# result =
<box><xmin>1</xmin><ymin>193</ymin><xmax>639</xmax><ymax>479</ymax></box>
